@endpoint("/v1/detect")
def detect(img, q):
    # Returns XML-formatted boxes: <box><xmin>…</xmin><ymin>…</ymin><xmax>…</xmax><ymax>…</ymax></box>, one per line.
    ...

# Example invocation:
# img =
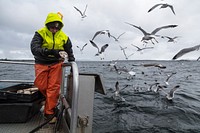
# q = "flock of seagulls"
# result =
<box><xmin>106</xmin><ymin>59</ymin><xmax>182</xmax><ymax>102</ymax></box>
<box><xmin>110</xmin><ymin>67</ymin><xmax>181</xmax><ymax>101</ymax></box>
<box><xmin>73</xmin><ymin>2</ymin><xmax>199</xmax><ymax>60</ymax></box>
<box><xmin>72</xmin><ymin>2</ymin><xmax>198</xmax><ymax>102</ymax></box>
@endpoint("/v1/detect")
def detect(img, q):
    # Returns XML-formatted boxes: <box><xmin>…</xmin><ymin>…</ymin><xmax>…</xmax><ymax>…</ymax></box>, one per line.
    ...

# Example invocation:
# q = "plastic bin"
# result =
<box><xmin>0</xmin><ymin>98</ymin><xmax>43</xmax><ymax>123</ymax></box>
<box><xmin>0</xmin><ymin>84</ymin><xmax>43</xmax><ymax>103</ymax></box>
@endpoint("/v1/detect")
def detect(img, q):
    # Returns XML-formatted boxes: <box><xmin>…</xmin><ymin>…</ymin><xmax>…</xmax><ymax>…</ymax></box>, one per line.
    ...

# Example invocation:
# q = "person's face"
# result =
<box><xmin>48</xmin><ymin>22</ymin><xmax>61</xmax><ymax>34</ymax></box>
<box><xmin>49</xmin><ymin>26</ymin><xmax>59</xmax><ymax>34</ymax></box>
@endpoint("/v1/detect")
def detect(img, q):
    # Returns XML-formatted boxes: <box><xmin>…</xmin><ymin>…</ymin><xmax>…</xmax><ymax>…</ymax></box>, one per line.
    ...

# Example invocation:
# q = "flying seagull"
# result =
<box><xmin>162</xmin><ymin>36</ymin><xmax>180</xmax><ymax>43</ymax></box>
<box><xmin>164</xmin><ymin>72</ymin><xmax>177</xmax><ymax>86</ymax></box>
<box><xmin>148</xmin><ymin>3</ymin><xmax>176</xmax><ymax>15</ymax></box>
<box><xmin>107</xmin><ymin>61</ymin><xmax>118</xmax><ymax>71</ymax></box>
<box><xmin>91</xmin><ymin>30</ymin><xmax>111</xmax><ymax>41</ymax></box>
<box><xmin>119</xmin><ymin>45</ymin><xmax>134</xmax><ymax>60</ymax></box>
<box><xmin>76</xmin><ymin>43</ymin><xmax>88</xmax><ymax>53</ymax></box>
<box><xmin>89</xmin><ymin>40</ymin><xmax>109</xmax><ymax>59</ymax></box>
<box><xmin>172</xmin><ymin>44</ymin><xmax>200</xmax><ymax>60</ymax></box>
<box><xmin>131</xmin><ymin>44</ymin><xmax>154</xmax><ymax>52</ymax></box>
<box><xmin>160</xmin><ymin>85</ymin><xmax>180</xmax><ymax>100</ymax></box>
<box><xmin>74</xmin><ymin>4</ymin><xmax>88</xmax><ymax>18</ymax></box>
<box><xmin>125</xmin><ymin>22</ymin><xmax>178</xmax><ymax>44</ymax></box>
<box><xmin>110</xmin><ymin>32</ymin><xmax>126</xmax><ymax>42</ymax></box>
<box><xmin>112</xmin><ymin>81</ymin><xmax>126</xmax><ymax>102</ymax></box>
<box><xmin>147</xmin><ymin>82</ymin><xmax>160</xmax><ymax>92</ymax></box>
<box><xmin>166</xmin><ymin>85</ymin><xmax>180</xmax><ymax>100</ymax></box>
<box><xmin>114</xmin><ymin>65</ymin><xmax>136</xmax><ymax>79</ymax></box>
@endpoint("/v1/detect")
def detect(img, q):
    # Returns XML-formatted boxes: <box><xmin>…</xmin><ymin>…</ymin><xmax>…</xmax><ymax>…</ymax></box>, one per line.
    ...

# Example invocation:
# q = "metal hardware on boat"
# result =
<box><xmin>78</xmin><ymin>116</ymin><xmax>89</xmax><ymax>128</ymax></box>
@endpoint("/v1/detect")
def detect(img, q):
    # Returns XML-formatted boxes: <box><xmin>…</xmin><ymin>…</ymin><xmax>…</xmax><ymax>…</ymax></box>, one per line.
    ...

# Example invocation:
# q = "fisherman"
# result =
<box><xmin>30</xmin><ymin>12</ymin><xmax>75</xmax><ymax>123</ymax></box>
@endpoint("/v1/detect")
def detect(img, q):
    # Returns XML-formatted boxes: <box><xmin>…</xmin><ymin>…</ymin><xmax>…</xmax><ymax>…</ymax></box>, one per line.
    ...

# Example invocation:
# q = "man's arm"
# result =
<box><xmin>64</xmin><ymin>38</ymin><xmax>75</xmax><ymax>62</ymax></box>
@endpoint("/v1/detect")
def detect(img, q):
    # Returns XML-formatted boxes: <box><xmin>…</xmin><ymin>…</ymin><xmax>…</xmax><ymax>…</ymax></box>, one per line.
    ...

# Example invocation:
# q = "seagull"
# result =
<box><xmin>160</xmin><ymin>85</ymin><xmax>180</xmax><ymax>100</ymax></box>
<box><xmin>74</xmin><ymin>4</ymin><xmax>88</xmax><ymax>18</ymax></box>
<box><xmin>112</xmin><ymin>81</ymin><xmax>126</xmax><ymax>102</ymax></box>
<box><xmin>141</xmin><ymin>63</ymin><xmax>166</xmax><ymax>69</ymax></box>
<box><xmin>125</xmin><ymin>22</ymin><xmax>178</xmax><ymax>44</ymax></box>
<box><xmin>172</xmin><ymin>44</ymin><xmax>200</xmax><ymax>60</ymax></box>
<box><xmin>91</xmin><ymin>30</ymin><xmax>111</xmax><ymax>41</ymax></box>
<box><xmin>107</xmin><ymin>61</ymin><xmax>118</xmax><ymax>71</ymax></box>
<box><xmin>185</xmin><ymin>75</ymin><xmax>192</xmax><ymax>80</ymax></box>
<box><xmin>119</xmin><ymin>45</ymin><xmax>127</xmax><ymax>59</ymax></box>
<box><xmin>119</xmin><ymin>45</ymin><xmax>134</xmax><ymax>60</ymax></box>
<box><xmin>147</xmin><ymin>82</ymin><xmax>160</xmax><ymax>92</ymax></box>
<box><xmin>114</xmin><ymin>81</ymin><xmax>120</xmax><ymax>97</ymax></box>
<box><xmin>164</xmin><ymin>72</ymin><xmax>177</xmax><ymax>86</ymax></box>
<box><xmin>155</xmin><ymin>85</ymin><xmax>167</xmax><ymax>93</ymax></box>
<box><xmin>89</xmin><ymin>40</ymin><xmax>109</xmax><ymax>59</ymax></box>
<box><xmin>110</xmin><ymin>32</ymin><xmax>126</xmax><ymax>42</ymax></box>
<box><xmin>76</xmin><ymin>43</ymin><xmax>87</xmax><ymax>53</ymax></box>
<box><xmin>131</xmin><ymin>44</ymin><xmax>154</xmax><ymax>52</ymax></box>
<box><xmin>113</xmin><ymin>65</ymin><xmax>136</xmax><ymax>79</ymax></box>
<box><xmin>162</xmin><ymin>36</ymin><xmax>180</xmax><ymax>43</ymax></box>
<box><xmin>108</xmin><ymin>61</ymin><xmax>118</xmax><ymax>67</ymax></box>
<box><xmin>148</xmin><ymin>3</ymin><xmax>176</xmax><ymax>15</ymax></box>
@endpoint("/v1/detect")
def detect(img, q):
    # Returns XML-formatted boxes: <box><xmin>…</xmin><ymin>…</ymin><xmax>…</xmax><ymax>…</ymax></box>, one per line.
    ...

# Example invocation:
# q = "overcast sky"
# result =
<box><xmin>0</xmin><ymin>0</ymin><xmax>200</xmax><ymax>61</ymax></box>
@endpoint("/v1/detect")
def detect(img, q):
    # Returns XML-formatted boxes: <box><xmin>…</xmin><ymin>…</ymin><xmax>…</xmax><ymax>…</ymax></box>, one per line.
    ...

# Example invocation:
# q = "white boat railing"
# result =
<box><xmin>62</xmin><ymin>62</ymin><xmax>79</xmax><ymax>133</ymax></box>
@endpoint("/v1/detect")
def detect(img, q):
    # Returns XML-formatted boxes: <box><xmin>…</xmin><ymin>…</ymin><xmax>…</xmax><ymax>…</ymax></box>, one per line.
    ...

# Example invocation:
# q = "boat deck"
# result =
<box><xmin>0</xmin><ymin>61</ymin><xmax>104</xmax><ymax>133</ymax></box>
<box><xmin>0</xmin><ymin>111</ymin><xmax>63</xmax><ymax>133</ymax></box>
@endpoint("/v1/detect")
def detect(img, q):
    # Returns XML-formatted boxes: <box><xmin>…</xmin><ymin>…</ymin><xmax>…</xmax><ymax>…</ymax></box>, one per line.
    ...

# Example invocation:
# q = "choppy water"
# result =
<box><xmin>0</xmin><ymin>60</ymin><xmax>200</xmax><ymax>133</ymax></box>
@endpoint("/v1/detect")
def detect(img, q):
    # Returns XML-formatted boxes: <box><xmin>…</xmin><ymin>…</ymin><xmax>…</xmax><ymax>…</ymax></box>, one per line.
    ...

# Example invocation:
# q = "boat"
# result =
<box><xmin>0</xmin><ymin>60</ymin><xmax>106</xmax><ymax>133</ymax></box>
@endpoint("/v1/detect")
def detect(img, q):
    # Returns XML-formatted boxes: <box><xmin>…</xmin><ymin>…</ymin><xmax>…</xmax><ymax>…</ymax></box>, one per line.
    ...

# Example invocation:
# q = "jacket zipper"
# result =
<box><xmin>52</xmin><ymin>34</ymin><xmax>55</xmax><ymax>49</ymax></box>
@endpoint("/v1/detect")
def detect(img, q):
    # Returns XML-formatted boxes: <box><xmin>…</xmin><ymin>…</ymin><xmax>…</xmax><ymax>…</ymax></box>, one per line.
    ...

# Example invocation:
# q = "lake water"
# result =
<box><xmin>0</xmin><ymin>60</ymin><xmax>200</xmax><ymax>133</ymax></box>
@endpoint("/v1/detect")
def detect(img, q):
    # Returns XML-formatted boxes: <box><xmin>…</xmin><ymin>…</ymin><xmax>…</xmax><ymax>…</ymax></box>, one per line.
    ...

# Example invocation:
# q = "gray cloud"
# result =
<box><xmin>0</xmin><ymin>0</ymin><xmax>200</xmax><ymax>60</ymax></box>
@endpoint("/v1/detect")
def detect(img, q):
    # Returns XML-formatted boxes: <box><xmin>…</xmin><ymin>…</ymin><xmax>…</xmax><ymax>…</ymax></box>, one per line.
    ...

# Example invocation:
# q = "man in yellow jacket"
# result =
<box><xmin>30</xmin><ymin>12</ymin><xmax>75</xmax><ymax>123</ymax></box>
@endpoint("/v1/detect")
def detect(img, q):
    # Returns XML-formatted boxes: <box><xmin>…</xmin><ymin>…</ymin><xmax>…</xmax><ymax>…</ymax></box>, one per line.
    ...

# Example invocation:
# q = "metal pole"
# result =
<box><xmin>70</xmin><ymin>62</ymin><xmax>79</xmax><ymax>133</ymax></box>
<box><xmin>0</xmin><ymin>60</ymin><xmax>34</xmax><ymax>65</ymax></box>
<box><xmin>0</xmin><ymin>80</ymin><xmax>34</xmax><ymax>83</ymax></box>
<box><xmin>62</xmin><ymin>62</ymin><xmax>79</xmax><ymax>133</ymax></box>
<box><xmin>61</xmin><ymin>65</ymin><xmax>66</xmax><ymax>94</ymax></box>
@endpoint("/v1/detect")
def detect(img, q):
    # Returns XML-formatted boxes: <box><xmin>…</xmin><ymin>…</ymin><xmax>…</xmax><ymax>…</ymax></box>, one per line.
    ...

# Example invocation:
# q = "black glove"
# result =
<box><xmin>51</xmin><ymin>49</ymin><xmax>61</xmax><ymax>58</ymax></box>
<box><xmin>44</xmin><ymin>48</ymin><xmax>61</xmax><ymax>58</ymax></box>
<box><xmin>68</xmin><ymin>56</ymin><xmax>75</xmax><ymax>62</ymax></box>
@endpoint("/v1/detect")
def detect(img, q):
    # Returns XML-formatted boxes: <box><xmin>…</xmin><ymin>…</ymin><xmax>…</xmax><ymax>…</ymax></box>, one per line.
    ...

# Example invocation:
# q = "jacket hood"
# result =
<box><xmin>45</xmin><ymin>12</ymin><xmax>64</xmax><ymax>28</ymax></box>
